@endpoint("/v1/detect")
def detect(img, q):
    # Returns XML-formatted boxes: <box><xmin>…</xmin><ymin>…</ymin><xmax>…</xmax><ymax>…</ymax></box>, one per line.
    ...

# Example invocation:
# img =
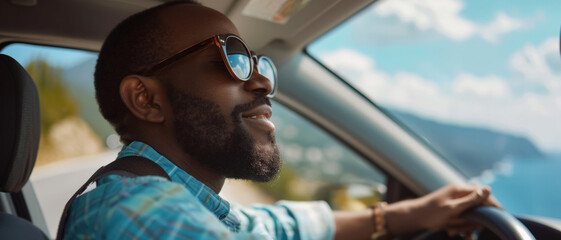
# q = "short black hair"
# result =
<box><xmin>94</xmin><ymin>0</ymin><xmax>200</xmax><ymax>138</ymax></box>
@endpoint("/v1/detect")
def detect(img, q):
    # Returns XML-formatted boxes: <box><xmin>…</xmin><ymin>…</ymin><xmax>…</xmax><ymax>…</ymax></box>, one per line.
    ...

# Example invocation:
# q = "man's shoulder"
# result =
<box><xmin>78</xmin><ymin>174</ymin><xmax>190</xmax><ymax>204</ymax></box>
<box><xmin>64</xmin><ymin>175</ymin><xmax>219</xmax><ymax>238</ymax></box>
<box><xmin>68</xmin><ymin>175</ymin><xmax>201</xmax><ymax>220</ymax></box>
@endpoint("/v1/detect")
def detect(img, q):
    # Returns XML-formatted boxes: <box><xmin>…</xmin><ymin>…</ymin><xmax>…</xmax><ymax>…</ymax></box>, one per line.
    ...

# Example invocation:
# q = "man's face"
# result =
<box><xmin>167</xmin><ymin>87</ymin><xmax>281</xmax><ymax>182</ymax></box>
<box><xmin>157</xmin><ymin>5</ymin><xmax>281</xmax><ymax>181</ymax></box>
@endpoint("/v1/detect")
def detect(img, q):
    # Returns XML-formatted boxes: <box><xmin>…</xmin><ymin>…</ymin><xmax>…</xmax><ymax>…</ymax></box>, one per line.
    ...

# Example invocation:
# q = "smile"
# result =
<box><xmin>241</xmin><ymin>105</ymin><xmax>272</xmax><ymax>120</ymax></box>
<box><xmin>241</xmin><ymin>105</ymin><xmax>275</xmax><ymax>131</ymax></box>
<box><xmin>244</xmin><ymin>113</ymin><xmax>271</xmax><ymax>120</ymax></box>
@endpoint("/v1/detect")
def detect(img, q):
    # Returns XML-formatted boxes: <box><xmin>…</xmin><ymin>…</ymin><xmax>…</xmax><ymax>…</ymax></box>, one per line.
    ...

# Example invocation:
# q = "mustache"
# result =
<box><xmin>231</xmin><ymin>97</ymin><xmax>272</xmax><ymax>119</ymax></box>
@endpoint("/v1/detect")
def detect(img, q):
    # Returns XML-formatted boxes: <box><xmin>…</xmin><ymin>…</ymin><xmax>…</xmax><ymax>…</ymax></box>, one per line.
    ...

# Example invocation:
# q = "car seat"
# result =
<box><xmin>0</xmin><ymin>54</ymin><xmax>48</xmax><ymax>239</ymax></box>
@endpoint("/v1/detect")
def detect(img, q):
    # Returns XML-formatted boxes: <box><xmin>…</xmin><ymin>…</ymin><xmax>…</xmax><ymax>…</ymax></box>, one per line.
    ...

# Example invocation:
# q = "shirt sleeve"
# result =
<box><xmin>232</xmin><ymin>200</ymin><xmax>335</xmax><ymax>240</ymax></box>
<box><xmin>65</xmin><ymin>176</ymin><xmax>272</xmax><ymax>240</ymax></box>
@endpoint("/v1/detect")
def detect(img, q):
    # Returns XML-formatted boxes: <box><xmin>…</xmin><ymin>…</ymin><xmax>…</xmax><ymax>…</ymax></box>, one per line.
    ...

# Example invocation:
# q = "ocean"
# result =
<box><xmin>483</xmin><ymin>158</ymin><xmax>561</xmax><ymax>219</ymax></box>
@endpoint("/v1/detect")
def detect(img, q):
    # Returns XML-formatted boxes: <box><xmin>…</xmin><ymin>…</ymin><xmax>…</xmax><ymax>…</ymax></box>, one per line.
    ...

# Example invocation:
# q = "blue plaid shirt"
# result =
<box><xmin>64</xmin><ymin>141</ymin><xmax>335</xmax><ymax>239</ymax></box>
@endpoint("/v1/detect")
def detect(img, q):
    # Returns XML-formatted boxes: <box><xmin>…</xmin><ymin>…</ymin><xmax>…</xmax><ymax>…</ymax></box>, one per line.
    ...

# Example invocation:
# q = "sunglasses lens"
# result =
<box><xmin>225</xmin><ymin>37</ymin><xmax>251</xmax><ymax>80</ymax></box>
<box><xmin>257</xmin><ymin>57</ymin><xmax>276</xmax><ymax>94</ymax></box>
<box><xmin>223</xmin><ymin>36</ymin><xmax>277</xmax><ymax>97</ymax></box>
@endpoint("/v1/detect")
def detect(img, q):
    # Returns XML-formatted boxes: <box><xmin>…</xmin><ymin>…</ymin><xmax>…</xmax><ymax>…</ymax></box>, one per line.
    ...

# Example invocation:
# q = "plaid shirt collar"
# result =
<box><xmin>116</xmin><ymin>141</ymin><xmax>231</xmax><ymax>220</ymax></box>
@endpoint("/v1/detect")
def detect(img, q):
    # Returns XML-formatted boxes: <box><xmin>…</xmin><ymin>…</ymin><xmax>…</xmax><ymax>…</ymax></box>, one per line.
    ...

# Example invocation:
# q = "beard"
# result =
<box><xmin>167</xmin><ymin>87</ymin><xmax>281</xmax><ymax>182</ymax></box>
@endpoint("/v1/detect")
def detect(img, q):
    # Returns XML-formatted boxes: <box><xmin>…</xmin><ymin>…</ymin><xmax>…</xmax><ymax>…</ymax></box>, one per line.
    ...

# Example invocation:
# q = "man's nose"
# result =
<box><xmin>244</xmin><ymin>60</ymin><xmax>273</xmax><ymax>97</ymax></box>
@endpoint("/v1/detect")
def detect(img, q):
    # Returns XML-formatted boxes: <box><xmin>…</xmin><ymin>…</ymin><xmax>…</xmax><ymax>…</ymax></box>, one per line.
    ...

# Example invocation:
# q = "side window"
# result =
<box><xmin>223</xmin><ymin>102</ymin><xmax>387</xmax><ymax>210</ymax></box>
<box><xmin>1</xmin><ymin>43</ymin><xmax>118</xmax><ymax>238</ymax></box>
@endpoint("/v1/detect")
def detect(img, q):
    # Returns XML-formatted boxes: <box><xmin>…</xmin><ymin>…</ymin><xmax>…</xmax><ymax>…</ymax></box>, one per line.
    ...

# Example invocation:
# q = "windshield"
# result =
<box><xmin>308</xmin><ymin>0</ymin><xmax>561</xmax><ymax>219</ymax></box>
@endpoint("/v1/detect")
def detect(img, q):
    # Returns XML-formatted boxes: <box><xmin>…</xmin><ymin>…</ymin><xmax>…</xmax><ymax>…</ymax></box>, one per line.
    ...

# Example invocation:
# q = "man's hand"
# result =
<box><xmin>333</xmin><ymin>184</ymin><xmax>501</xmax><ymax>240</ymax></box>
<box><xmin>385</xmin><ymin>184</ymin><xmax>502</xmax><ymax>237</ymax></box>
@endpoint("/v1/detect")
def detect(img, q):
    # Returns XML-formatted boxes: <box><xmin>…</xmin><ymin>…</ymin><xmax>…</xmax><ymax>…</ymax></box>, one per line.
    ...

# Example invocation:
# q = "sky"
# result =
<box><xmin>308</xmin><ymin>0</ymin><xmax>561</xmax><ymax>154</ymax></box>
<box><xmin>2</xmin><ymin>43</ymin><xmax>97</xmax><ymax>69</ymax></box>
<box><xmin>1</xmin><ymin>0</ymin><xmax>559</xmax><ymax>154</ymax></box>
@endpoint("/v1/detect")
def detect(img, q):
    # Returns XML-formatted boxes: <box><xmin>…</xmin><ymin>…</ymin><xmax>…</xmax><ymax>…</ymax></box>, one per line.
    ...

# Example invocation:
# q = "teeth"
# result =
<box><xmin>247</xmin><ymin>115</ymin><xmax>266</xmax><ymax>119</ymax></box>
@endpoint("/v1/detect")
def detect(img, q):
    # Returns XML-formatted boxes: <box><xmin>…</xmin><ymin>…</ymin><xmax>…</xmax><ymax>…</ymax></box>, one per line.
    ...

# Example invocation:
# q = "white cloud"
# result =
<box><xmin>372</xmin><ymin>0</ymin><xmax>527</xmax><ymax>43</ymax></box>
<box><xmin>375</xmin><ymin>0</ymin><xmax>475</xmax><ymax>41</ymax></box>
<box><xmin>521</xmin><ymin>93</ymin><xmax>550</xmax><ymax>116</ymax></box>
<box><xmin>318</xmin><ymin>44</ymin><xmax>561</xmax><ymax>152</ymax></box>
<box><xmin>321</xmin><ymin>49</ymin><xmax>391</xmax><ymax>97</ymax></box>
<box><xmin>479</xmin><ymin>12</ymin><xmax>524</xmax><ymax>43</ymax></box>
<box><xmin>453</xmin><ymin>73</ymin><xmax>511</xmax><ymax>98</ymax></box>
<box><xmin>509</xmin><ymin>37</ymin><xmax>561</xmax><ymax>91</ymax></box>
<box><xmin>320</xmin><ymin>49</ymin><xmax>452</xmax><ymax>120</ymax></box>
<box><xmin>321</xmin><ymin>48</ymin><xmax>376</xmax><ymax>72</ymax></box>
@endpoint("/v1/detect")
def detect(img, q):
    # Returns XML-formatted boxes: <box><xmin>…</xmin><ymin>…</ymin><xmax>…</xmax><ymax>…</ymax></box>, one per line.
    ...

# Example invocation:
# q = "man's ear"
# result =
<box><xmin>120</xmin><ymin>75</ymin><xmax>166</xmax><ymax>123</ymax></box>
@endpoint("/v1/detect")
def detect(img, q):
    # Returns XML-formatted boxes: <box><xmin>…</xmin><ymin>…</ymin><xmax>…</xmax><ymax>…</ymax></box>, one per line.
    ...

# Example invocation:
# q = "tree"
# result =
<box><xmin>25</xmin><ymin>58</ymin><xmax>78</xmax><ymax>136</ymax></box>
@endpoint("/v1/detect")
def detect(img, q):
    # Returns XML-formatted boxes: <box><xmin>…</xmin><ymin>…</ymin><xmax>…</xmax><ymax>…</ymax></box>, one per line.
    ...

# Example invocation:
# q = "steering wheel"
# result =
<box><xmin>415</xmin><ymin>207</ymin><xmax>535</xmax><ymax>240</ymax></box>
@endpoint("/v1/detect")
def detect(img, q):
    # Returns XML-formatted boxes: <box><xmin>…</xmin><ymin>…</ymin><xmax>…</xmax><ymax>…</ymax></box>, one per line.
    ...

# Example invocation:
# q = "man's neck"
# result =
<box><xmin>144</xmin><ymin>139</ymin><xmax>226</xmax><ymax>193</ymax></box>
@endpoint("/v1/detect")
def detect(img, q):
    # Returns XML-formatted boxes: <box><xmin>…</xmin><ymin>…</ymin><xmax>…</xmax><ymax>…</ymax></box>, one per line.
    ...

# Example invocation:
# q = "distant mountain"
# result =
<box><xmin>386</xmin><ymin>109</ymin><xmax>545</xmax><ymax>176</ymax></box>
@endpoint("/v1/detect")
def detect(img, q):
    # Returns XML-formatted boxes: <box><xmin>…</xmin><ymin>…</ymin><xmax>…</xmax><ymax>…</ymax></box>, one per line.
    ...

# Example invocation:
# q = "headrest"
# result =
<box><xmin>0</xmin><ymin>54</ymin><xmax>40</xmax><ymax>193</ymax></box>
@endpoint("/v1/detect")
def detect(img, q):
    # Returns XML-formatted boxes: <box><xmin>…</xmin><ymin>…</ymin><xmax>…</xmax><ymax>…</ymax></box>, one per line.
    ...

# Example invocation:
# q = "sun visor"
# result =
<box><xmin>242</xmin><ymin>0</ymin><xmax>312</xmax><ymax>24</ymax></box>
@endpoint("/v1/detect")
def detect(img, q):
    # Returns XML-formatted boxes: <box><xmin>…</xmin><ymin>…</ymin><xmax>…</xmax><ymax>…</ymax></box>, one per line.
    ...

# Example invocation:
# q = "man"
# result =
<box><xmin>62</xmin><ymin>1</ymin><xmax>499</xmax><ymax>239</ymax></box>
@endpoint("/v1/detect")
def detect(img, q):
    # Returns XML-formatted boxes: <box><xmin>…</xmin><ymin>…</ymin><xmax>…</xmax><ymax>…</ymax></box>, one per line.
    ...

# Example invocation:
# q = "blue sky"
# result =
<box><xmin>1</xmin><ymin>0</ymin><xmax>559</xmax><ymax>154</ymax></box>
<box><xmin>308</xmin><ymin>0</ymin><xmax>561</xmax><ymax>153</ymax></box>
<box><xmin>311</xmin><ymin>0</ymin><xmax>560</xmax><ymax>80</ymax></box>
<box><xmin>2</xmin><ymin>43</ymin><xmax>97</xmax><ymax>69</ymax></box>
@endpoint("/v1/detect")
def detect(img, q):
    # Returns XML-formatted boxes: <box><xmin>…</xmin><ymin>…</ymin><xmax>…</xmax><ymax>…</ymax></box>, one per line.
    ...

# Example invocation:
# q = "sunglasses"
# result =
<box><xmin>141</xmin><ymin>34</ymin><xmax>277</xmax><ymax>98</ymax></box>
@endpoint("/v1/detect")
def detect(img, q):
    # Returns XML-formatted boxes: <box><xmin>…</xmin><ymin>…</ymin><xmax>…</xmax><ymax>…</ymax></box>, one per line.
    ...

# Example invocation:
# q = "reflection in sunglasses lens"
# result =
<box><xmin>258</xmin><ymin>59</ymin><xmax>275</xmax><ymax>83</ymax></box>
<box><xmin>225</xmin><ymin>37</ymin><xmax>277</xmax><ymax>97</ymax></box>
<box><xmin>226</xmin><ymin>38</ymin><xmax>251</xmax><ymax>79</ymax></box>
<box><xmin>227</xmin><ymin>53</ymin><xmax>250</xmax><ymax>79</ymax></box>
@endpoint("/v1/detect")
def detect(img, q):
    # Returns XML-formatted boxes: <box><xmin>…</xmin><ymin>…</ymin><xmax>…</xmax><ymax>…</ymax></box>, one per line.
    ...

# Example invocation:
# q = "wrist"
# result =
<box><xmin>370</xmin><ymin>202</ymin><xmax>390</xmax><ymax>240</ymax></box>
<box><xmin>384</xmin><ymin>198</ymin><xmax>425</xmax><ymax>235</ymax></box>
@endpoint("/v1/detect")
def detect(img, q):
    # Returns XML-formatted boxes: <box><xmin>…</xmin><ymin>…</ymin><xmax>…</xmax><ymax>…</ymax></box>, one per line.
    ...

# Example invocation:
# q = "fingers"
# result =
<box><xmin>483</xmin><ymin>195</ymin><xmax>503</xmax><ymax>209</ymax></box>
<box><xmin>418</xmin><ymin>184</ymin><xmax>502</xmax><ymax>233</ymax></box>
<box><xmin>448</xmin><ymin>186</ymin><xmax>491</xmax><ymax>213</ymax></box>
<box><xmin>447</xmin><ymin>184</ymin><xmax>502</xmax><ymax>210</ymax></box>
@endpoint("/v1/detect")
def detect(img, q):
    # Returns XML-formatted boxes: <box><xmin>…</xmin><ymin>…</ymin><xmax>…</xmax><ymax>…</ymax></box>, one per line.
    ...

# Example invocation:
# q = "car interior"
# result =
<box><xmin>1</xmin><ymin>0</ymin><xmax>561</xmax><ymax>239</ymax></box>
<box><xmin>0</xmin><ymin>54</ymin><xmax>46</xmax><ymax>239</ymax></box>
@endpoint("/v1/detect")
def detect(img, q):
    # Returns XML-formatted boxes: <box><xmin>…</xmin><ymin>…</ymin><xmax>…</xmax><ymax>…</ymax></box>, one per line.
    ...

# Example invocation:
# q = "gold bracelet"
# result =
<box><xmin>370</xmin><ymin>202</ymin><xmax>390</xmax><ymax>240</ymax></box>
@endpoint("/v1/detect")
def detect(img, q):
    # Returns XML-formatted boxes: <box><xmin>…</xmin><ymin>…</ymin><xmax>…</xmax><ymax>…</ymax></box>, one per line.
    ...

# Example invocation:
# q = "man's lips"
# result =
<box><xmin>241</xmin><ymin>105</ymin><xmax>275</xmax><ymax>131</ymax></box>
<box><xmin>241</xmin><ymin>105</ymin><xmax>272</xmax><ymax>120</ymax></box>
